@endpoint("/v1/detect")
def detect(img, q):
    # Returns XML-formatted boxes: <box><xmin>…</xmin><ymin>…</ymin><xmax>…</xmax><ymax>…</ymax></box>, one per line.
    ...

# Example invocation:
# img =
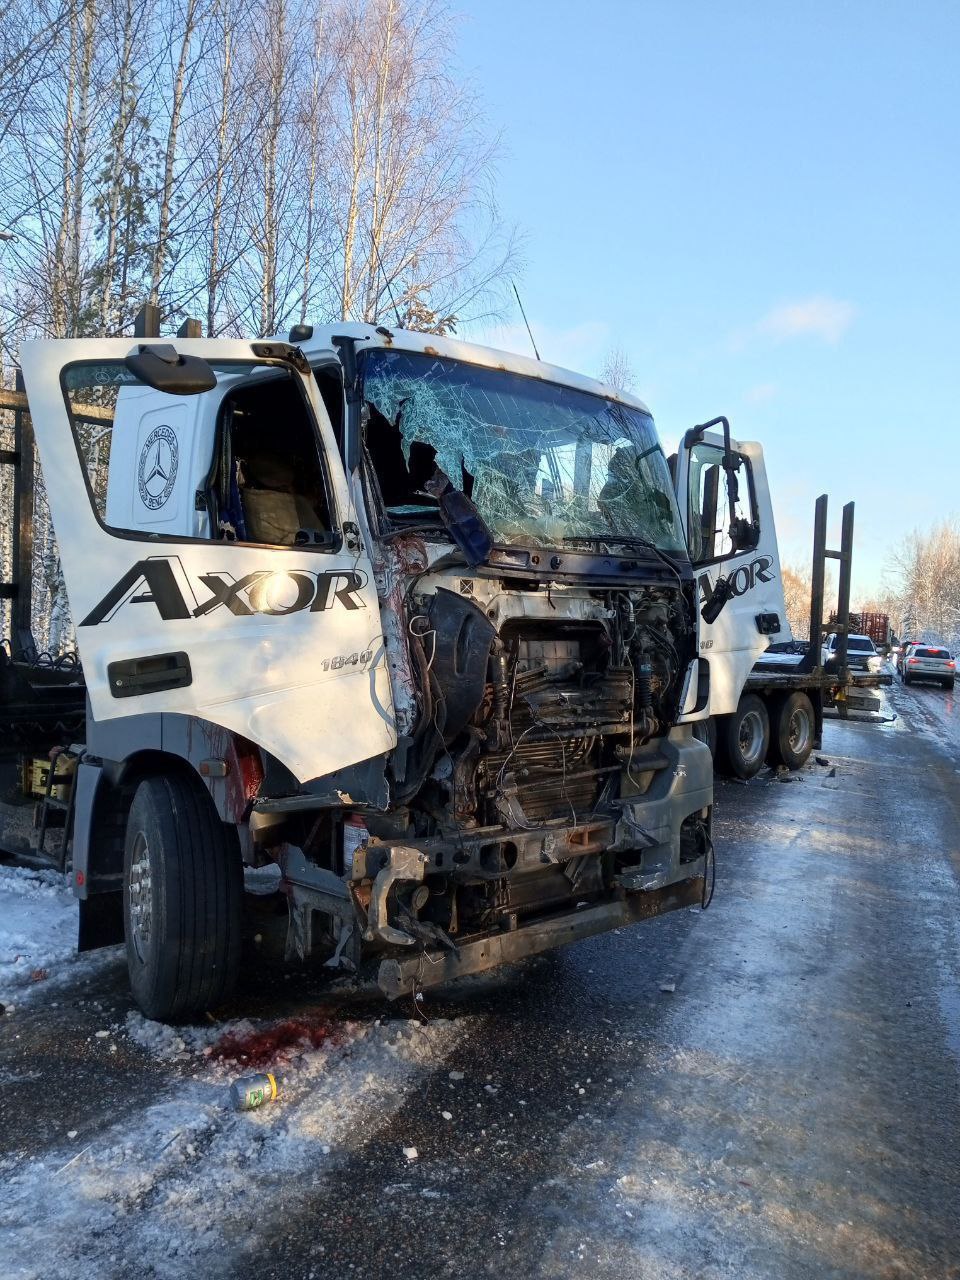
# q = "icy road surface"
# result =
<box><xmin>1</xmin><ymin>678</ymin><xmax>958</xmax><ymax>1280</ymax></box>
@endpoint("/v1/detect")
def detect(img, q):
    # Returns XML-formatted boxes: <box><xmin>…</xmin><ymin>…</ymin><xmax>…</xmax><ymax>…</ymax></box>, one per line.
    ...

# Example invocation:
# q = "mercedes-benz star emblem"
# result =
<box><xmin>138</xmin><ymin>425</ymin><xmax>179</xmax><ymax>511</ymax></box>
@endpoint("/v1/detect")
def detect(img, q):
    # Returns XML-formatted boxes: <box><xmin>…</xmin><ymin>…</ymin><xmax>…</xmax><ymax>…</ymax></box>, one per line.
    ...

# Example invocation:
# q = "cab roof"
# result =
<box><xmin>285</xmin><ymin>322</ymin><xmax>654</xmax><ymax>418</ymax></box>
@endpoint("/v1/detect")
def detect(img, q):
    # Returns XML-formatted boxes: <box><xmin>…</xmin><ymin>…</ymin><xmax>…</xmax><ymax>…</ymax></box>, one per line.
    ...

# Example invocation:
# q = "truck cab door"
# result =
<box><xmin>674</xmin><ymin>428</ymin><xmax>788</xmax><ymax>717</ymax></box>
<box><xmin>19</xmin><ymin>338</ymin><xmax>396</xmax><ymax>784</ymax></box>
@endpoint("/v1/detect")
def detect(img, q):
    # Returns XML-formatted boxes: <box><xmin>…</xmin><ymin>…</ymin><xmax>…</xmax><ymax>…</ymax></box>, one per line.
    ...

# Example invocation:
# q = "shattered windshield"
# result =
<box><xmin>360</xmin><ymin>349</ymin><xmax>687</xmax><ymax>555</ymax></box>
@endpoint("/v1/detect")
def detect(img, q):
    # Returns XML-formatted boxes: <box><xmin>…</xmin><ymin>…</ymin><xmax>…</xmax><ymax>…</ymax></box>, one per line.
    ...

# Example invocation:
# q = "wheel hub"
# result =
<box><xmin>128</xmin><ymin>834</ymin><xmax>153</xmax><ymax>964</ymax></box>
<box><xmin>738</xmin><ymin>709</ymin><xmax>765</xmax><ymax>767</ymax></box>
<box><xmin>787</xmin><ymin>707</ymin><xmax>812</xmax><ymax>755</ymax></box>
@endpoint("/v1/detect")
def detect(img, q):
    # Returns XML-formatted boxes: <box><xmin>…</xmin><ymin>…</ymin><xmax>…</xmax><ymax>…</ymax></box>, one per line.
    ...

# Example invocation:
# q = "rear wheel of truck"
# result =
<box><xmin>768</xmin><ymin>691</ymin><xmax>815</xmax><ymax>770</ymax></box>
<box><xmin>717</xmin><ymin>694</ymin><xmax>769</xmax><ymax>779</ymax></box>
<box><xmin>123</xmin><ymin>773</ymin><xmax>242</xmax><ymax>1022</ymax></box>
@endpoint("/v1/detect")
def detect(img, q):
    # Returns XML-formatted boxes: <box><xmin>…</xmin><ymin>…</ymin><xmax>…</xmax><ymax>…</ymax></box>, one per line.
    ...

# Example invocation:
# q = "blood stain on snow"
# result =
<box><xmin>212</xmin><ymin>1016</ymin><xmax>341</xmax><ymax>1068</ymax></box>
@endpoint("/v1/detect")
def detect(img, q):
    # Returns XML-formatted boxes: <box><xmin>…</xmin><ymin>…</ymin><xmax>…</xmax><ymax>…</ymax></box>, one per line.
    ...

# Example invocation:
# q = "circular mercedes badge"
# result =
<box><xmin>138</xmin><ymin>425</ymin><xmax>179</xmax><ymax>510</ymax></box>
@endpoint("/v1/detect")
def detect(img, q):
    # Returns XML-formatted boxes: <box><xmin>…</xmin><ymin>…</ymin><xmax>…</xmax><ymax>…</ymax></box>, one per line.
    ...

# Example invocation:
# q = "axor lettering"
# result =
<box><xmin>80</xmin><ymin>556</ymin><xmax>367</xmax><ymax>626</ymax></box>
<box><xmin>697</xmin><ymin>554</ymin><xmax>774</xmax><ymax>606</ymax></box>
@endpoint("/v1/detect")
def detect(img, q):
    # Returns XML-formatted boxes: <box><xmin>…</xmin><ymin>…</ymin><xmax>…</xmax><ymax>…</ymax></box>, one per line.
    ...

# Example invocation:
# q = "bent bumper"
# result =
<box><xmin>376</xmin><ymin>874</ymin><xmax>705</xmax><ymax>998</ymax></box>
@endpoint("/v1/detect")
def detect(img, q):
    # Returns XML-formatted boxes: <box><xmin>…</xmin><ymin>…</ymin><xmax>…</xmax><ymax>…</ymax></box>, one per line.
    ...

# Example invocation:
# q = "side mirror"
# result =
<box><xmin>729</xmin><ymin>517</ymin><xmax>759</xmax><ymax>553</ymax></box>
<box><xmin>126</xmin><ymin>344</ymin><xmax>217</xmax><ymax>395</ymax></box>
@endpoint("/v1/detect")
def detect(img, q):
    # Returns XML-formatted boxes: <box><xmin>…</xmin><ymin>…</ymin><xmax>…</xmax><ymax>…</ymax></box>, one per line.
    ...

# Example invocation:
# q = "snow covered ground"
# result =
<box><xmin>2</xmin><ymin>1009</ymin><xmax>464</xmax><ymax>1280</ymax></box>
<box><xmin>2</xmin><ymin>689</ymin><xmax>958</xmax><ymax>1280</ymax></box>
<box><xmin>0</xmin><ymin>863</ymin><xmax>469</xmax><ymax>1279</ymax></box>
<box><xmin>0</xmin><ymin>864</ymin><xmax>119</xmax><ymax>1010</ymax></box>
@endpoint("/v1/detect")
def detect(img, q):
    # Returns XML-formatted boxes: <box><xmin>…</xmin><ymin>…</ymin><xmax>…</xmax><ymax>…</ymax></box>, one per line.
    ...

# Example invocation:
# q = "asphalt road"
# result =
<box><xmin>2</xmin><ymin>676</ymin><xmax>959</xmax><ymax>1280</ymax></box>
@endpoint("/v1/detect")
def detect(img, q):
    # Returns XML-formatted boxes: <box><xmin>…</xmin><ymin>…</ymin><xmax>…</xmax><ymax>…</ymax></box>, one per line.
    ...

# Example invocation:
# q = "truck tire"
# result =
<box><xmin>123</xmin><ymin>773</ymin><xmax>242</xmax><ymax>1022</ymax></box>
<box><xmin>768</xmin><ymin>691</ymin><xmax>815</xmax><ymax>770</ymax></box>
<box><xmin>944</xmin><ymin>679</ymin><xmax>955</xmax><ymax>691</ymax></box>
<box><xmin>692</xmin><ymin>716</ymin><xmax>717</xmax><ymax>758</ymax></box>
<box><xmin>717</xmin><ymin>695</ymin><xmax>769</xmax><ymax>780</ymax></box>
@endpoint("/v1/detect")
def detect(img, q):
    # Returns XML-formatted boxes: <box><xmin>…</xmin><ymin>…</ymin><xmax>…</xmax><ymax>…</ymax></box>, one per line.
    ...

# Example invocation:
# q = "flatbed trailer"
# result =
<box><xmin>745</xmin><ymin>665</ymin><xmax>892</xmax><ymax>712</ymax></box>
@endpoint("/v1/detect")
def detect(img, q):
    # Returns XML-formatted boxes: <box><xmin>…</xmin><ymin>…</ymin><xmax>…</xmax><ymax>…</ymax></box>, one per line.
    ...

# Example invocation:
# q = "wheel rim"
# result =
<box><xmin>128</xmin><ymin>833</ymin><xmax>153</xmax><ymax>965</ymax></box>
<box><xmin>738</xmin><ymin>709</ymin><xmax>765</xmax><ymax>767</ymax></box>
<box><xmin>786</xmin><ymin>706</ymin><xmax>812</xmax><ymax>757</ymax></box>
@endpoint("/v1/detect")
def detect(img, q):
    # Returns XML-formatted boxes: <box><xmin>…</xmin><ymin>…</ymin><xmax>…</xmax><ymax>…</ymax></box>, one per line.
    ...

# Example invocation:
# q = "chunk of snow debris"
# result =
<box><xmin>67</xmin><ymin>1130</ymin><xmax>78</xmax><ymax>1140</ymax></box>
<box><xmin>815</xmin><ymin>755</ymin><xmax>830</xmax><ymax>766</ymax></box>
<box><xmin>577</xmin><ymin>1088</ymin><xmax>586</xmax><ymax>1096</ymax></box>
<box><xmin>441</xmin><ymin>1111</ymin><xmax>453</xmax><ymax>1121</ymax></box>
<box><xmin>448</xmin><ymin>1070</ymin><xmax>464</xmax><ymax>1080</ymax></box>
<box><xmin>403</xmin><ymin>1146</ymin><xmax>418</xmax><ymax>1161</ymax></box>
<box><xmin>95</xmin><ymin>1030</ymin><xmax>110</xmax><ymax>1038</ymax></box>
<box><xmin>659</xmin><ymin>981</ymin><xmax>676</xmax><ymax>993</ymax></box>
<box><xmin>483</xmin><ymin>1083</ymin><xmax>498</xmax><ymax>1095</ymax></box>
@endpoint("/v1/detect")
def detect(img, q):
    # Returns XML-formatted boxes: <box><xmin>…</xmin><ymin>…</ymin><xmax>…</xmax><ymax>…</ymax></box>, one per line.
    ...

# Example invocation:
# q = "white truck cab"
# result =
<box><xmin>673</xmin><ymin>418</ymin><xmax>789</xmax><ymax>716</ymax></box>
<box><xmin>17</xmin><ymin>327</ymin><xmax>716</xmax><ymax>1020</ymax></box>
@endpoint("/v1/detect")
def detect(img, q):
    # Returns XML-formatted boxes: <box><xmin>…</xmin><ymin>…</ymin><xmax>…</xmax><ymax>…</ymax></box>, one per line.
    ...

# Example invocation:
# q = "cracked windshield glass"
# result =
<box><xmin>361</xmin><ymin>349</ymin><xmax>687</xmax><ymax>555</ymax></box>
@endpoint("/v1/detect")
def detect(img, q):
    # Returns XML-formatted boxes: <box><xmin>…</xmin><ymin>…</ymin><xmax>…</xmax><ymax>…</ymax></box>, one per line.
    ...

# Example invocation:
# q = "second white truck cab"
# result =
<box><xmin>673</xmin><ymin>415</ymin><xmax>889</xmax><ymax>776</ymax></box>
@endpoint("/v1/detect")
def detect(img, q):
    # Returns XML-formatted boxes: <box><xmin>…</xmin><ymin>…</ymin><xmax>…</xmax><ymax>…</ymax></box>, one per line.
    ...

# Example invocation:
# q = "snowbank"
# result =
<box><xmin>0</xmin><ymin>865</ymin><xmax>100</xmax><ymax>1006</ymax></box>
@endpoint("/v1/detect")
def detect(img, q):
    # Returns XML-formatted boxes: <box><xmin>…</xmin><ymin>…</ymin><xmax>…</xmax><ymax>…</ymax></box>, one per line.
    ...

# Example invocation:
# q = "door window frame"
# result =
<box><xmin>59</xmin><ymin>357</ymin><xmax>345</xmax><ymax>554</ymax></box>
<box><xmin>686</xmin><ymin>440</ymin><xmax>759</xmax><ymax>568</ymax></box>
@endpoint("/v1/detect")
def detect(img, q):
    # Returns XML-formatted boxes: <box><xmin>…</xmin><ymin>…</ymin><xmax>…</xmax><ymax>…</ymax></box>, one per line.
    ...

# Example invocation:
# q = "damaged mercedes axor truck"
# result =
<box><xmin>13</xmin><ymin>327</ymin><xmax>716</xmax><ymax>1019</ymax></box>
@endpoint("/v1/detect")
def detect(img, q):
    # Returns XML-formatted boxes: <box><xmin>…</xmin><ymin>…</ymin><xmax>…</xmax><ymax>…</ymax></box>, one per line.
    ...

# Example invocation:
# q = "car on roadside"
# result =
<box><xmin>902</xmin><ymin>645</ymin><xmax>955</xmax><ymax>690</ymax></box>
<box><xmin>821</xmin><ymin>632</ymin><xmax>884</xmax><ymax>673</ymax></box>
<box><xmin>896</xmin><ymin>642</ymin><xmax>918</xmax><ymax>675</ymax></box>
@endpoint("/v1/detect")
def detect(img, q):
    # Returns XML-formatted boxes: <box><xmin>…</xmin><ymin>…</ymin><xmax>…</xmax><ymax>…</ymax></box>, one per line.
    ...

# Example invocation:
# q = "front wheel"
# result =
<box><xmin>768</xmin><ymin>691</ymin><xmax>816</xmax><ymax>770</ymax></box>
<box><xmin>717</xmin><ymin>694</ymin><xmax>770</xmax><ymax>779</ymax></box>
<box><xmin>123</xmin><ymin>773</ymin><xmax>242</xmax><ymax>1022</ymax></box>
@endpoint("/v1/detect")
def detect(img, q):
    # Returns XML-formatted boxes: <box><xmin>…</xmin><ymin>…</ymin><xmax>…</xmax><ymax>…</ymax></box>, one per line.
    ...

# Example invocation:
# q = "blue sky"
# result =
<box><xmin>458</xmin><ymin>0</ymin><xmax>959</xmax><ymax>600</ymax></box>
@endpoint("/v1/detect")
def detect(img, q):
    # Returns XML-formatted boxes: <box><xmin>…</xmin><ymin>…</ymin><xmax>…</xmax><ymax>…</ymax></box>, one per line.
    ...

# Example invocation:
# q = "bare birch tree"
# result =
<box><xmin>148</xmin><ymin>0</ymin><xmax>202</xmax><ymax>309</ymax></box>
<box><xmin>0</xmin><ymin>0</ymin><xmax>516</xmax><ymax>652</ymax></box>
<box><xmin>600</xmin><ymin>347</ymin><xmax>637</xmax><ymax>393</ymax></box>
<box><xmin>324</xmin><ymin>0</ymin><xmax>514</xmax><ymax>329</ymax></box>
<box><xmin>887</xmin><ymin>520</ymin><xmax>960</xmax><ymax>646</ymax></box>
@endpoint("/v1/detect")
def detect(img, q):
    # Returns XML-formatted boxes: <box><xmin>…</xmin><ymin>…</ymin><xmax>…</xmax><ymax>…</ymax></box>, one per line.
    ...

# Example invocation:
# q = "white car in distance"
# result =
<box><xmin>902</xmin><ymin>645</ymin><xmax>955</xmax><ymax>690</ymax></box>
